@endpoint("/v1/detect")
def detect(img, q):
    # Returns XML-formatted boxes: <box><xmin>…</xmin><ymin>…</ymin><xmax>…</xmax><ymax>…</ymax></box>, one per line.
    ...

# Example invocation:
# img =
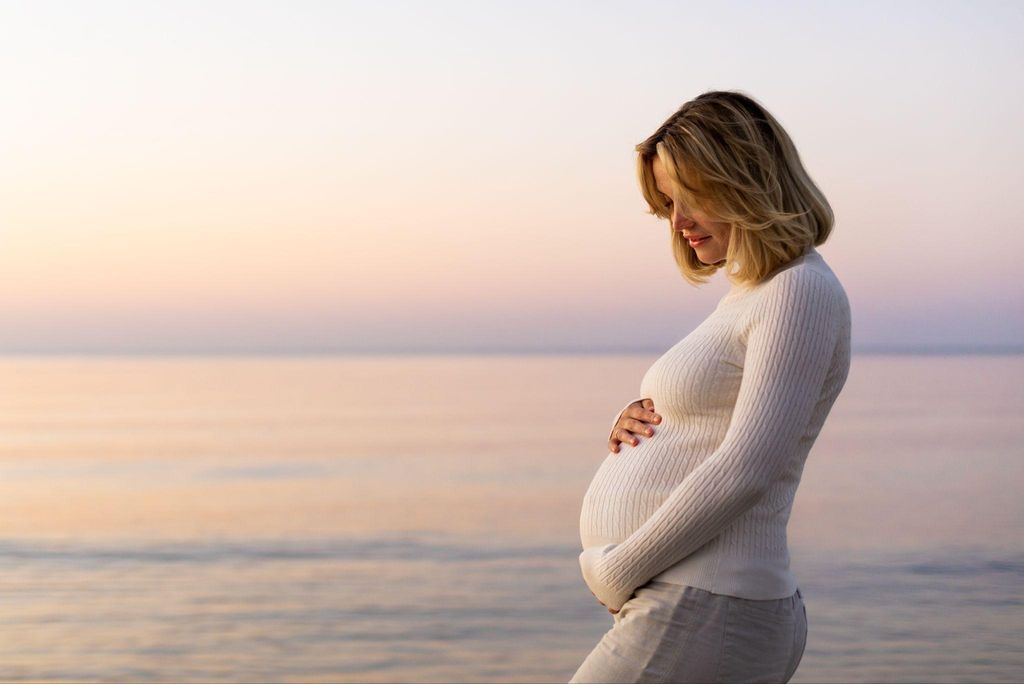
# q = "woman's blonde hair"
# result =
<box><xmin>635</xmin><ymin>90</ymin><xmax>833</xmax><ymax>287</ymax></box>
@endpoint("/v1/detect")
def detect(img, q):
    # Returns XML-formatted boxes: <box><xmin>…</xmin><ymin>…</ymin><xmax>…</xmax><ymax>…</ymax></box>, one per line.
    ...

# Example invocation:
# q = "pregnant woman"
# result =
<box><xmin>570</xmin><ymin>90</ymin><xmax>852</xmax><ymax>684</ymax></box>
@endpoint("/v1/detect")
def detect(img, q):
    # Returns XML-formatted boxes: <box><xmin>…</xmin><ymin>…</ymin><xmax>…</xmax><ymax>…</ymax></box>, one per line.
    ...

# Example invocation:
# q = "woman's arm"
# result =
<box><xmin>580</xmin><ymin>269</ymin><xmax>842</xmax><ymax>610</ymax></box>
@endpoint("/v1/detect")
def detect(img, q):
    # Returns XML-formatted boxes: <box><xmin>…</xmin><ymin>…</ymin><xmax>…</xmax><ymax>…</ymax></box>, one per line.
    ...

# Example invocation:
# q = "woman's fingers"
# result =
<box><xmin>626</xmin><ymin>417</ymin><xmax>656</xmax><ymax>437</ymax></box>
<box><xmin>610</xmin><ymin>428</ymin><xmax>638</xmax><ymax>451</ymax></box>
<box><xmin>608</xmin><ymin>420</ymin><xmax>661</xmax><ymax>452</ymax></box>
<box><xmin>616</xmin><ymin>427</ymin><xmax>639</xmax><ymax>447</ymax></box>
<box><xmin>608</xmin><ymin>401</ymin><xmax>662</xmax><ymax>455</ymax></box>
<box><xmin>608</xmin><ymin>434</ymin><xmax>620</xmax><ymax>453</ymax></box>
<box><xmin>638</xmin><ymin>406</ymin><xmax>662</xmax><ymax>425</ymax></box>
<box><xmin>628</xmin><ymin>403</ymin><xmax>661</xmax><ymax>428</ymax></box>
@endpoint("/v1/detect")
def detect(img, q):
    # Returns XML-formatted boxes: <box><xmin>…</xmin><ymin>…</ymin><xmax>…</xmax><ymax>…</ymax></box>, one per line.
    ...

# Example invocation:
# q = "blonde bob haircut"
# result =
<box><xmin>635</xmin><ymin>90</ymin><xmax>834</xmax><ymax>288</ymax></box>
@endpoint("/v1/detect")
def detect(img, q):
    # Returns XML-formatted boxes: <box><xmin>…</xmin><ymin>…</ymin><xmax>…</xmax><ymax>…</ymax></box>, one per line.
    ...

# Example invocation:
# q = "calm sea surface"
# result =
<box><xmin>0</xmin><ymin>354</ymin><xmax>1021</xmax><ymax>682</ymax></box>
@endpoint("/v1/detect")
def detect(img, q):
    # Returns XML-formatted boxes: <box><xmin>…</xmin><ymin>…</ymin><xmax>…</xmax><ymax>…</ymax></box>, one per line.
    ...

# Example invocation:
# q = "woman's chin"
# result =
<box><xmin>691</xmin><ymin>245</ymin><xmax>725</xmax><ymax>263</ymax></box>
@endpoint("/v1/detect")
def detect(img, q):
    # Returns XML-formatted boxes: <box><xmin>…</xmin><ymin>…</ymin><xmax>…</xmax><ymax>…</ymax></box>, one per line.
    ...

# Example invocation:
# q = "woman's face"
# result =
<box><xmin>652</xmin><ymin>156</ymin><xmax>731</xmax><ymax>264</ymax></box>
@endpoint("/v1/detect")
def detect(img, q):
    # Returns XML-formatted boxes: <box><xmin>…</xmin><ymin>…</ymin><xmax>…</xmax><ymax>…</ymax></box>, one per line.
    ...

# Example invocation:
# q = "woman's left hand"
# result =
<box><xmin>579</xmin><ymin>544</ymin><xmax>632</xmax><ymax>611</ymax></box>
<box><xmin>590</xmin><ymin>589</ymin><xmax>619</xmax><ymax>614</ymax></box>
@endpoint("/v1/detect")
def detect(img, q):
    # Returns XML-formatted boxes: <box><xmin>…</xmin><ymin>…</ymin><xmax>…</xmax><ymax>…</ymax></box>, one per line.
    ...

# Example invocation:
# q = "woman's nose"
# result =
<box><xmin>672</xmin><ymin>210</ymin><xmax>695</xmax><ymax>230</ymax></box>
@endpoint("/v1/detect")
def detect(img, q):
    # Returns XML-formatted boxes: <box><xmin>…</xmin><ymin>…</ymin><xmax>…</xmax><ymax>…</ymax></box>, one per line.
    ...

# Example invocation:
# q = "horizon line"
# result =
<box><xmin>0</xmin><ymin>345</ymin><xmax>1022</xmax><ymax>359</ymax></box>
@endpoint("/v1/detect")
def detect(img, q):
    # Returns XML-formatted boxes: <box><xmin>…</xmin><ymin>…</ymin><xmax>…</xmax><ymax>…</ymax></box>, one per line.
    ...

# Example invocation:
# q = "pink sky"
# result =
<box><xmin>1</xmin><ymin>1</ymin><xmax>1021</xmax><ymax>354</ymax></box>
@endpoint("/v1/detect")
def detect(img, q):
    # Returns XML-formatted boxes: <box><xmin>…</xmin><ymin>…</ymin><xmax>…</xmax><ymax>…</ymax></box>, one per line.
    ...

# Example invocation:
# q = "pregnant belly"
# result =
<box><xmin>579</xmin><ymin>439</ymin><xmax>692</xmax><ymax>547</ymax></box>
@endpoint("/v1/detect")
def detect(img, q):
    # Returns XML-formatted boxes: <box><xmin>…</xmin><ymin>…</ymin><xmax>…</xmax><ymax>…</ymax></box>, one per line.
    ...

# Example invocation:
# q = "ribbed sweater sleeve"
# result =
<box><xmin>580</xmin><ymin>269</ymin><xmax>841</xmax><ymax>610</ymax></box>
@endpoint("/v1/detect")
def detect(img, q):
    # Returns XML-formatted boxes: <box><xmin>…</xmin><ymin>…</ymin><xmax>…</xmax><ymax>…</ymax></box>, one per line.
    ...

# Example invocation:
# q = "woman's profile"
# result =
<box><xmin>571</xmin><ymin>90</ymin><xmax>852</xmax><ymax>683</ymax></box>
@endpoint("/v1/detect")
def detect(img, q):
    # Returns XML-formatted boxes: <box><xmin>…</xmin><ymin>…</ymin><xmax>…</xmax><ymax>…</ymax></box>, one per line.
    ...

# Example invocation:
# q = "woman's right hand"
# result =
<box><xmin>608</xmin><ymin>398</ymin><xmax>661</xmax><ymax>454</ymax></box>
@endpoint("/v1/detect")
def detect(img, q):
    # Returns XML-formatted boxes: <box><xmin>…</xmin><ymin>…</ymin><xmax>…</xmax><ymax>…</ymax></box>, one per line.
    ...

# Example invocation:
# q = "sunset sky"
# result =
<box><xmin>1</xmin><ymin>0</ymin><xmax>1022</xmax><ymax>354</ymax></box>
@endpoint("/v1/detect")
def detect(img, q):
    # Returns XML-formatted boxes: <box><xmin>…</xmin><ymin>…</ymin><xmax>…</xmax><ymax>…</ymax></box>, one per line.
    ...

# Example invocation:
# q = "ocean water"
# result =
<box><xmin>0</xmin><ymin>354</ymin><xmax>1021</xmax><ymax>682</ymax></box>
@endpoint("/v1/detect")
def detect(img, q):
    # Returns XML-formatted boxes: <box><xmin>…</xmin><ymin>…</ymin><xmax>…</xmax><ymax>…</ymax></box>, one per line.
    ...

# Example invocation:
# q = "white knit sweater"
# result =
<box><xmin>578</xmin><ymin>245</ymin><xmax>851</xmax><ymax>611</ymax></box>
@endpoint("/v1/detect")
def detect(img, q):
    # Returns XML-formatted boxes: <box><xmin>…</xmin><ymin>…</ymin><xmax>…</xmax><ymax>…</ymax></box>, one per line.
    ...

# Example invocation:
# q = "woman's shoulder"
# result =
<box><xmin>740</xmin><ymin>252</ymin><xmax>849</xmax><ymax>332</ymax></box>
<box><xmin>727</xmin><ymin>254</ymin><xmax>850</xmax><ymax>355</ymax></box>
<box><xmin>759</xmin><ymin>248</ymin><xmax>847</xmax><ymax>306</ymax></box>
<box><xmin>722</xmin><ymin>246</ymin><xmax>849</xmax><ymax>320</ymax></box>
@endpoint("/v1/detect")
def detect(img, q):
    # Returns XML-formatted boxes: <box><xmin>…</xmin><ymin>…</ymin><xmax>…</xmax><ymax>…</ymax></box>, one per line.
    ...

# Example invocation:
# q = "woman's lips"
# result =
<box><xmin>687</xmin><ymin>235</ymin><xmax>711</xmax><ymax>247</ymax></box>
